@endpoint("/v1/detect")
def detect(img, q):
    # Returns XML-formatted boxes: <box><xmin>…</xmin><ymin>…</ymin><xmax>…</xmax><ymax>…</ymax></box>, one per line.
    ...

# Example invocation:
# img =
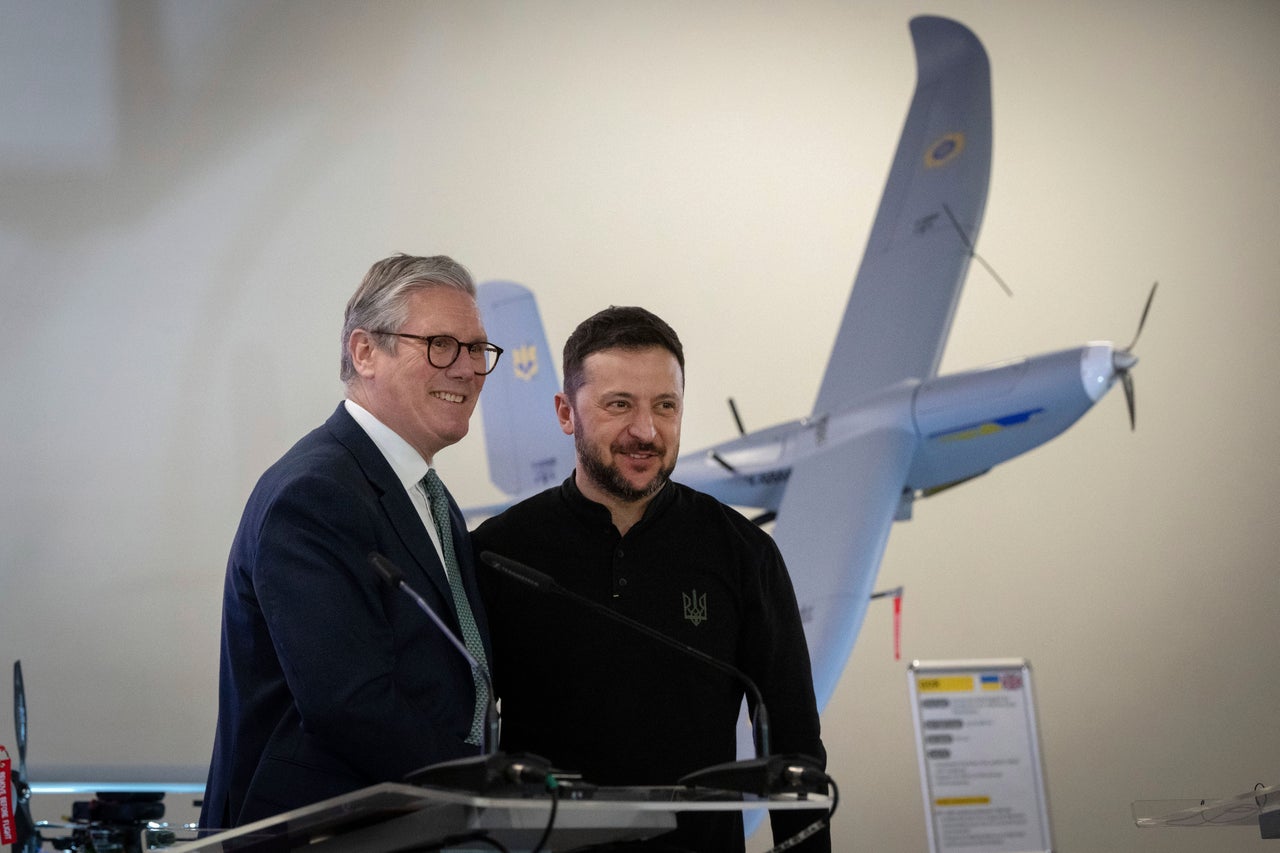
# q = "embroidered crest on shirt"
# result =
<box><xmin>682</xmin><ymin>589</ymin><xmax>707</xmax><ymax>626</ymax></box>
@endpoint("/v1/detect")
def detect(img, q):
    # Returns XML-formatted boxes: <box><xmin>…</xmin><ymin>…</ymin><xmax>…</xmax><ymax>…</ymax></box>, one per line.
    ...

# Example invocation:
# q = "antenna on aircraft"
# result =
<box><xmin>1114</xmin><ymin>281</ymin><xmax>1158</xmax><ymax>431</ymax></box>
<box><xmin>942</xmin><ymin>203</ymin><xmax>1012</xmax><ymax>297</ymax></box>
<box><xmin>728</xmin><ymin>398</ymin><xmax>747</xmax><ymax>435</ymax></box>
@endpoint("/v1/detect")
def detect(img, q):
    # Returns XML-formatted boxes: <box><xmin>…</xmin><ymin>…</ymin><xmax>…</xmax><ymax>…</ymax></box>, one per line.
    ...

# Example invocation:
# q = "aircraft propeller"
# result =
<box><xmin>1113</xmin><ymin>282</ymin><xmax>1157</xmax><ymax>431</ymax></box>
<box><xmin>12</xmin><ymin>660</ymin><xmax>38</xmax><ymax>853</ymax></box>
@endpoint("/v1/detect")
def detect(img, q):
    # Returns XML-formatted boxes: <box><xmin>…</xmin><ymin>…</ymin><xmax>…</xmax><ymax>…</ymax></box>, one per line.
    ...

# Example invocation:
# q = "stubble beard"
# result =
<box><xmin>575</xmin><ymin>430</ymin><xmax>676</xmax><ymax>504</ymax></box>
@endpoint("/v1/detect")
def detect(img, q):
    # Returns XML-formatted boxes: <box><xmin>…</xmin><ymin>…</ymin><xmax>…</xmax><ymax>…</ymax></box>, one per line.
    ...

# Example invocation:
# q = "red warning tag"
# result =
<box><xmin>893</xmin><ymin>593</ymin><xmax>903</xmax><ymax>662</ymax></box>
<box><xmin>0</xmin><ymin>746</ymin><xmax>15</xmax><ymax>845</ymax></box>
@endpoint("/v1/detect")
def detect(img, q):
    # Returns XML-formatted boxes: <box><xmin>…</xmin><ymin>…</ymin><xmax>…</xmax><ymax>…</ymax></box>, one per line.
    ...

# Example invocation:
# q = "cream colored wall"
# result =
<box><xmin>2</xmin><ymin>2</ymin><xmax>1278</xmax><ymax>851</ymax></box>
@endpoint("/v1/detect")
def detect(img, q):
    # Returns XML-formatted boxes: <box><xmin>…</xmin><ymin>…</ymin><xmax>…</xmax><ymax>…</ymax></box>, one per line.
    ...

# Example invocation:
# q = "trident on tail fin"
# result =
<box><xmin>474</xmin><ymin>281</ymin><xmax>574</xmax><ymax>516</ymax></box>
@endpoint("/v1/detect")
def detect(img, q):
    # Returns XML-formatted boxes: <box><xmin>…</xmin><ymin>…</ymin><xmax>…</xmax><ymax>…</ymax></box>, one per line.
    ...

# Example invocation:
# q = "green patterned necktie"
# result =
<box><xmin>421</xmin><ymin>468</ymin><xmax>490</xmax><ymax>747</ymax></box>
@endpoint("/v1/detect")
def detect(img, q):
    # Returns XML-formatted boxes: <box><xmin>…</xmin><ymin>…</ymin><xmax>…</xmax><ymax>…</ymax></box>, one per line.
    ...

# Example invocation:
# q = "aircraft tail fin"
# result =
<box><xmin>476</xmin><ymin>281</ymin><xmax>574</xmax><ymax>497</ymax></box>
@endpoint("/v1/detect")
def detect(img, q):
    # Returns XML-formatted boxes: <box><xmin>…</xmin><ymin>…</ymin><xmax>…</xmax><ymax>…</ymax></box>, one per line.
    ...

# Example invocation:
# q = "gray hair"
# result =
<box><xmin>339</xmin><ymin>253</ymin><xmax>476</xmax><ymax>383</ymax></box>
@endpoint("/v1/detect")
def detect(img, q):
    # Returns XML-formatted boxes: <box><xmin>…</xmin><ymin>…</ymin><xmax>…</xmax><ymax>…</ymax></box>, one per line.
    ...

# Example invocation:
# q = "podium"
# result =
<box><xmin>168</xmin><ymin>782</ymin><xmax>831</xmax><ymax>852</ymax></box>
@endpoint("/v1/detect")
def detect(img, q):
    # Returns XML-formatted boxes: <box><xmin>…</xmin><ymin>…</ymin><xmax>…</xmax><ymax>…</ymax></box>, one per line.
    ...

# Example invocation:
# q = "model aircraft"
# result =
<box><xmin>471</xmin><ymin>15</ymin><xmax>1152</xmax><ymax>717</ymax></box>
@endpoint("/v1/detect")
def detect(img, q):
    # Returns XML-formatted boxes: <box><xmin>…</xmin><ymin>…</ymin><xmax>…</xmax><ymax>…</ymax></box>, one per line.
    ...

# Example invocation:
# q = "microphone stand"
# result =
<box><xmin>368</xmin><ymin>552</ymin><xmax>552</xmax><ymax>793</ymax></box>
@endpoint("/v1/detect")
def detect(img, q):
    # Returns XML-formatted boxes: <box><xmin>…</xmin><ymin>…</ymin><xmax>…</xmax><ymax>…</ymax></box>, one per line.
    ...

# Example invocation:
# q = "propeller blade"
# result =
<box><xmin>1120</xmin><ymin>369</ymin><xmax>1136</xmax><ymax>431</ymax></box>
<box><xmin>14</xmin><ymin>660</ymin><xmax>26</xmax><ymax>773</ymax></box>
<box><xmin>1125</xmin><ymin>281</ymin><xmax>1158</xmax><ymax>352</ymax></box>
<box><xmin>13</xmin><ymin>660</ymin><xmax>38</xmax><ymax>853</ymax></box>
<box><xmin>1114</xmin><ymin>281</ymin><xmax>1156</xmax><ymax>430</ymax></box>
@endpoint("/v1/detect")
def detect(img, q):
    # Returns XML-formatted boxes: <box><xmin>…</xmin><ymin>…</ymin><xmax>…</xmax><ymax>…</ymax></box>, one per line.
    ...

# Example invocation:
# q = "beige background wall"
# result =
<box><xmin>2</xmin><ymin>2</ymin><xmax>1277</xmax><ymax>850</ymax></box>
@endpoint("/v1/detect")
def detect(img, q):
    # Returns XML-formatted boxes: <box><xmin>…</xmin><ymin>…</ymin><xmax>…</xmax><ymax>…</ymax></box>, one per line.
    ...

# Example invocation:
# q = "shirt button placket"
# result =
<box><xmin>612</xmin><ymin>547</ymin><xmax>626</xmax><ymax>598</ymax></box>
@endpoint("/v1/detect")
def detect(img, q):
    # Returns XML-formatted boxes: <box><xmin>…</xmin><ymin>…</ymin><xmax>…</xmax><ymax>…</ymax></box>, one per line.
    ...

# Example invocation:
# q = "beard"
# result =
<box><xmin>575</xmin><ymin>430</ymin><xmax>676</xmax><ymax>504</ymax></box>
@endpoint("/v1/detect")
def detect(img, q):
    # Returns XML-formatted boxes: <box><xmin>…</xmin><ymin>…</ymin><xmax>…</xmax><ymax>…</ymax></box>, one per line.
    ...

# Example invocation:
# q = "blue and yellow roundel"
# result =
<box><xmin>924</xmin><ymin>132</ymin><xmax>965</xmax><ymax>169</ymax></box>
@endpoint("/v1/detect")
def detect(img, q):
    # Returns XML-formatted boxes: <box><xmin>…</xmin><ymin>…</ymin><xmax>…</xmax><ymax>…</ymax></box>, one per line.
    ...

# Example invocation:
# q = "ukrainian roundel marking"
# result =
<box><xmin>928</xmin><ymin>408</ymin><xmax>1045</xmax><ymax>443</ymax></box>
<box><xmin>924</xmin><ymin>131</ymin><xmax>965</xmax><ymax>169</ymax></box>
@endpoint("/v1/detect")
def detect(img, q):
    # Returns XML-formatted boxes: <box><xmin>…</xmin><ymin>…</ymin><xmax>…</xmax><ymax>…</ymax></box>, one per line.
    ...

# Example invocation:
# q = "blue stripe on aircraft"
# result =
<box><xmin>928</xmin><ymin>407</ymin><xmax>1045</xmax><ymax>442</ymax></box>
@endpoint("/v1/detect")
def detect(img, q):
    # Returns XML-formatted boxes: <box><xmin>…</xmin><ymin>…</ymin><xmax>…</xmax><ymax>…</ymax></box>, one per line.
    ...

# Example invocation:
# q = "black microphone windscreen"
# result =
<box><xmin>479</xmin><ymin>551</ymin><xmax>555</xmax><ymax>591</ymax></box>
<box><xmin>368</xmin><ymin>551</ymin><xmax>405</xmax><ymax>587</ymax></box>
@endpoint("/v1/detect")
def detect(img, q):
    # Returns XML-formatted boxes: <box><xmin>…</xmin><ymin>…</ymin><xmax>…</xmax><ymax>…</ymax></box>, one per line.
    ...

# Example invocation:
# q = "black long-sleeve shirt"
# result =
<box><xmin>473</xmin><ymin>474</ymin><xmax>830</xmax><ymax>852</ymax></box>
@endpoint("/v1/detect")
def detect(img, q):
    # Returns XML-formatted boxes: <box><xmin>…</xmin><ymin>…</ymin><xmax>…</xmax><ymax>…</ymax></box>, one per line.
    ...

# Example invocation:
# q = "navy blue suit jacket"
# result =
<box><xmin>199</xmin><ymin>403</ymin><xmax>491</xmax><ymax>828</ymax></box>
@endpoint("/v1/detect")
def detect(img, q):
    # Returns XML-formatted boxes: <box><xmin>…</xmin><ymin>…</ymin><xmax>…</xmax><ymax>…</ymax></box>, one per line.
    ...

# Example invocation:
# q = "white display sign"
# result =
<box><xmin>908</xmin><ymin>659</ymin><xmax>1053</xmax><ymax>853</ymax></box>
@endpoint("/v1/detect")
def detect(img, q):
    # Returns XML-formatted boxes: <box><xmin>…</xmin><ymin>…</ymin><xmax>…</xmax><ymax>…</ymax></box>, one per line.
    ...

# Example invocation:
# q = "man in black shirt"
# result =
<box><xmin>473</xmin><ymin>306</ymin><xmax>829</xmax><ymax>852</ymax></box>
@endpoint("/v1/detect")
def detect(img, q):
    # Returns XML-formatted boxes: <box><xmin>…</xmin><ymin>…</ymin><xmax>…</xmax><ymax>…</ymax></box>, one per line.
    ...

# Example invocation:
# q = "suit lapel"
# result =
<box><xmin>323</xmin><ymin>404</ymin><xmax>458</xmax><ymax>621</ymax></box>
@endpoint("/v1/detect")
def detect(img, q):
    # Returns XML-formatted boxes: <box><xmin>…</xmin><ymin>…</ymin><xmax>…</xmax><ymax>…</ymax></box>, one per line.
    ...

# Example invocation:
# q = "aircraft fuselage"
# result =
<box><xmin>677</xmin><ymin>343</ymin><xmax>1125</xmax><ymax>514</ymax></box>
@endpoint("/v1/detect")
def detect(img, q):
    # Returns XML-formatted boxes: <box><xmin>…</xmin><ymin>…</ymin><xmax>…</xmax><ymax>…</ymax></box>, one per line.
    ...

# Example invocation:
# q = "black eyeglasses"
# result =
<box><xmin>371</xmin><ymin>331</ymin><xmax>504</xmax><ymax>375</ymax></box>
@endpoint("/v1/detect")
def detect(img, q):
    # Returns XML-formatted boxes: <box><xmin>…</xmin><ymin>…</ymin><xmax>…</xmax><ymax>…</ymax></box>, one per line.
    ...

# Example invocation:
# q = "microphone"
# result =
<box><xmin>479</xmin><ymin>551</ymin><xmax>826</xmax><ymax>796</ymax></box>
<box><xmin>367</xmin><ymin>552</ymin><xmax>552</xmax><ymax>792</ymax></box>
<box><xmin>368</xmin><ymin>551</ymin><xmax>499</xmax><ymax>757</ymax></box>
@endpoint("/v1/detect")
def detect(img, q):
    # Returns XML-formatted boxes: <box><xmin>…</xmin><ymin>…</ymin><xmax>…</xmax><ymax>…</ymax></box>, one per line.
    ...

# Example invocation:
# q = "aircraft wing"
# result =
<box><xmin>772</xmin><ymin>424</ymin><xmax>917</xmax><ymax>709</ymax></box>
<box><xmin>811</xmin><ymin>16</ymin><xmax>991</xmax><ymax>415</ymax></box>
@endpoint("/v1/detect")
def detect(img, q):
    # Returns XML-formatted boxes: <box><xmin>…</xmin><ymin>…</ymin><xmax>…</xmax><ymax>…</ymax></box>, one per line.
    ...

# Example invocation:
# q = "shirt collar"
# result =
<box><xmin>344</xmin><ymin>399</ymin><xmax>432</xmax><ymax>491</ymax></box>
<box><xmin>560</xmin><ymin>470</ymin><xmax>677</xmax><ymax>532</ymax></box>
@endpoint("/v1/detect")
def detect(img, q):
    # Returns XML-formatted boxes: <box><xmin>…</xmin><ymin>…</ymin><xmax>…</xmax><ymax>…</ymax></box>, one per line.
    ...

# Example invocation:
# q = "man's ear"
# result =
<box><xmin>554</xmin><ymin>391</ymin><xmax>575</xmax><ymax>436</ymax></box>
<box><xmin>348</xmin><ymin>329</ymin><xmax>380</xmax><ymax>379</ymax></box>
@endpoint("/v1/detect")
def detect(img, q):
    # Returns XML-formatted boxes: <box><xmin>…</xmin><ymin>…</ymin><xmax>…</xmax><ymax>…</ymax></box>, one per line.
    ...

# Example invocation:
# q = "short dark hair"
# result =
<box><xmin>562</xmin><ymin>306</ymin><xmax>685</xmax><ymax>401</ymax></box>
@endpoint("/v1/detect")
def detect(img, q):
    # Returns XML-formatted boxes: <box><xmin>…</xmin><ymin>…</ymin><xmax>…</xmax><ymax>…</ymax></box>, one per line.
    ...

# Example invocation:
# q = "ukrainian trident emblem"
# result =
<box><xmin>512</xmin><ymin>344</ymin><xmax>538</xmax><ymax>381</ymax></box>
<box><xmin>682</xmin><ymin>589</ymin><xmax>707</xmax><ymax>626</ymax></box>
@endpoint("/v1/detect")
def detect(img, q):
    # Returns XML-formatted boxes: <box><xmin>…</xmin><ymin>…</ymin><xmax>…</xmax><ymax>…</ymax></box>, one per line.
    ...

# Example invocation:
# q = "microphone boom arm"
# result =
<box><xmin>368</xmin><ymin>552</ymin><xmax>500</xmax><ymax>757</ymax></box>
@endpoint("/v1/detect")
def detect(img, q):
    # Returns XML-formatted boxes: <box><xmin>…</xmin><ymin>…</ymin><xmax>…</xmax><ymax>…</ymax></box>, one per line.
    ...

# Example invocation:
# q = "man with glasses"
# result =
<box><xmin>200</xmin><ymin>254</ymin><xmax>502</xmax><ymax>829</ymax></box>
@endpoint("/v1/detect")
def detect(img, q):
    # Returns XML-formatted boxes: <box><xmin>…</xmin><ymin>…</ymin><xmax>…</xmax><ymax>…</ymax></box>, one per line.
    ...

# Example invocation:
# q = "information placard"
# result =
<box><xmin>908</xmin><ymin>659</ymin><xmax>1053</xmax><ymax>853</ymax></box>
